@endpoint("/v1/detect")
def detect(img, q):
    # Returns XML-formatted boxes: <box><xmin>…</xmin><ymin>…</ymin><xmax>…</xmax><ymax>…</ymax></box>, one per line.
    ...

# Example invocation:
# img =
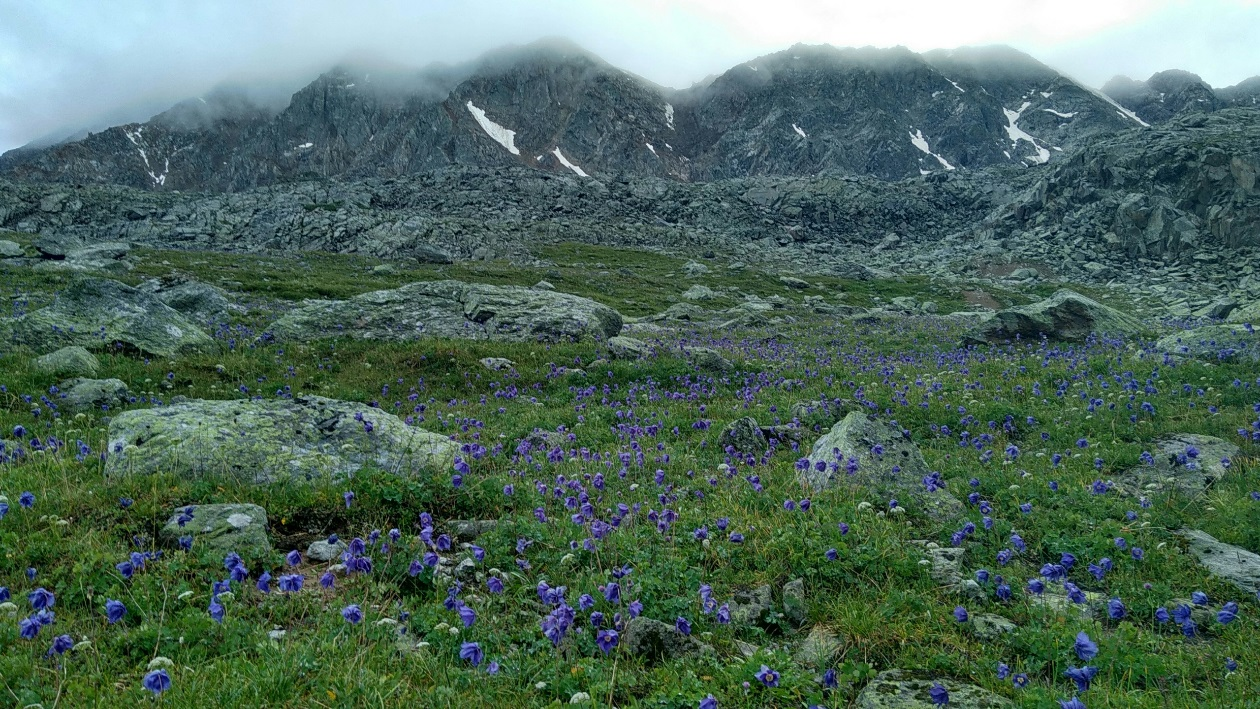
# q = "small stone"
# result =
<box><xmin>479</xmin><ymin>357</ymin><xmax>516</xmax><ymax>372</ymax></box>
<box><xmin>718</xmin><ymin>417</ymin><xmax>768</xmax><ymax>455</ymax></box>
<box><xmin>306</xmin><ymin>539</ymin><xmax>348</xmax><ymax>562</ymax></box>
<box><xmin>622</xmin><ymin>617</ymin><xmax>714</xmax><ymax>662</ymax></box>
<box><xmin>794</xmin><ymin>625</ymin><xmax>843</xmax><ymax>668</ymax></box>
<box><xmin>159</xmin><ymin>503</ymin><xmax>271</xmax><ymax>556</ymax></box>
<box><xmin>782</xmin><ymin>578</ymin><xmax>807</xmax><ymax>626</ymax></box>
<box><xmin>970</xmin><ymin>613</ymin><xmax>1018</xmax><ymax>641</ymax></box>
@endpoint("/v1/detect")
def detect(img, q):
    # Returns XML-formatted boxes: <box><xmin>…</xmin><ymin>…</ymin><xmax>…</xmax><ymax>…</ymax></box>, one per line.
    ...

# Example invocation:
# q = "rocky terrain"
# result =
<box><xmin>0</xmin><ymin>40</ymin><xmax>1153</xmax><ymax>190</ymax></box>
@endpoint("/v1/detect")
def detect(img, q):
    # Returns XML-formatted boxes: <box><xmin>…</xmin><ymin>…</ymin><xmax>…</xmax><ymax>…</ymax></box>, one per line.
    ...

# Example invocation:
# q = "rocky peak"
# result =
<box><xmin>1103</xmin><ymin>70</ymin><xmax>1220</xmax><ymax>124</ymax></box>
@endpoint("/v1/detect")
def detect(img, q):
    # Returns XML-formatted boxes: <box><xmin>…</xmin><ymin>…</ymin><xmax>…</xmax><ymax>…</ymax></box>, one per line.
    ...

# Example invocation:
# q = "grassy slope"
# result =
<box><xmin>0</xmin><ymin>243</ymin><xmax>1256</xmax><ymax>707</ymax></box>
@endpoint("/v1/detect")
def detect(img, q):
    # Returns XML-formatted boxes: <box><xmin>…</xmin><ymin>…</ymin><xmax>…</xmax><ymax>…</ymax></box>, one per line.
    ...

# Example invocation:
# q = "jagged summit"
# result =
<box><xmin>2</xmin><ymin>39</ymin><xmax>1247</xmax><ymax>192</ymax></box>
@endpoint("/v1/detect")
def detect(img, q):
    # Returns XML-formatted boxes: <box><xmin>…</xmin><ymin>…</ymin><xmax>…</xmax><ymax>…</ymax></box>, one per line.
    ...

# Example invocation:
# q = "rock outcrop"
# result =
<box><xmin>105</xmin><ymin>396</ymin><xmax>458</xmax><ymax>483</ymax></box>
<box><xmin>965</xmin><ymin>289</ymin><xmax>1143</xmax><ymax>343</ymax></box>
<box><xmin>269</xmin><ymin>280</ymin><xmax>622</xmax><ymax>344</ymax></box>
<box><xmin>801</xmin><ymin>412</ymin><xmax>963</xmax><ymax>519</ymax></box>
<box><xmin>3</xmin><ymin>277</ymin><xmax>216</xmax><ymax>357</ymax></box>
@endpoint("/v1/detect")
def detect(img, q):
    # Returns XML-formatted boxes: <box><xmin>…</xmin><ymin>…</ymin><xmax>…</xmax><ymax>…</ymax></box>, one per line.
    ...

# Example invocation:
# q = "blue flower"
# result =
<box><xmin>1074</xmin><ymin>632</ymin><xmax>1098</xmax><ymax>661</ymax></box>
<box><xmin>286</xmin><ymin>550</ymin><xmax>302</xmax><ymax>566</ymax></box>
<box><xmin>28</xmin><ymin>588</ymin><xmax>54</xmax><ymax>611</ymax></box>
<box><xmin>1107</xmin><ymin>598</ymin><xmax>1126</xmax><ymax>620</ymax></box>
<box><xmin>676</xmin><ymin>616</ymin><xmax>691</xmax><ymax>635</ymax></box>
<box><xmin>755</xmin><ymin>664</ymin><xmax>779</xmax><ymax>687</ymax></box>
<box><xmin>459</xmin><ymin>641</ymin><xmax>484</xmax><ymax>667</ymax></box>
<box><xmin>1192</xmin><ymin>591</ymin><xmax>1209</xmax><ymax>606</ymax></box>
<box><xmin>823</xmin><ymin>668</ymin><xmax>838</xmax><ymax>688</ymax></box>
<box><xmin>1218</xmin><ymin>602</ymin><xmax>1239</xmax><ymax>624</ymax></box>
<box><xmin>20</xmin><ymin>617</ymin><xmax>40</xmax><ymax>639</ymax></box>
<box><xmin>343</xmin><ymin>491</ymin><xmax>355</xmax><ymax>508</ymax></box>
<box><xmin>278</xmin><ymin>574</ymin><xmax>303</xmax><ymax>593</ymax></box>
<box><xmin>1058</xmin><ymin>698</ymin><xmax>1086</xmax><ymax>709</ymax></box>
<box><xmin>105</xmin><ymin>599</ymin><xmax>126</xmax><ymax>624</ymax></box>
<box><xmin>208</xmin><ymin>600</ymin><xmax>225</xmax><ymax>623</ymax></box>
<box><xmin>953</xmin><ymin>606</ymin><xmax>969</xmax><ymax>623</ymax></box>
<box><xmin>487</xmin><ymin>577</ymin><xmax>504</xmax><ymax>594</ymax></box>
<box><xmin>996</xmin><ymin>663</ymin><xmax>1010</xmax><ymax>680</ymax></box>
<box><xmin>458</xmin><ymin>604</ymin><xmax>477</xmax><ymax>628</ymax></box>
<box><xmin>596</xmin><ymin>629</ymin><xmax>619</xmax><ymax>654</ymax></box>
<box><xmin>699</xmin><ymin>695</ymin><xmax>717</xmax><ymax>709</ymax></box>
<box><xmin>142</xmin><ymin>669</ymin><xmax>171</xmax><ymax>694</ymax></box>
<box><xmin>1155</xmin><ymin>607</ymin><xmax>1170</xmax><ymax>623</ymax></box>
<box><xmin>18</xmin><ymin>491</ymin><xmax>34</xmax><ymax>508</ymax></box>
<box><xmin>1064</xmin><ymin>666</ymin><xmax>1098</xmax><ymax>692</ymax></box>
<box><xmin>929</xmin><ymin>683</ymin><xmax>949</xmax><ymax>706</ymax></box>
<box><xmin>47</xmin><ymin>633</ymin><xmax>74</xmax><ymax>657</ymax></box>
<box><xmin>341</xmin><ymin>604</ymin><xmax>363</xmax><ymax>624</ymax></box>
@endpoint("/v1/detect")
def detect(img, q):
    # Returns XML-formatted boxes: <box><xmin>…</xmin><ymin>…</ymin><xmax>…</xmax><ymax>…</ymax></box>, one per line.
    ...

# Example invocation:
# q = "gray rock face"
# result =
<box><xmin>1179</xmin><ymin>529</ymin><xmax>1260</xmax><ymax>595</ymax></box>
<box><xmin>3</xmin><ymin>277</ymin><xmax>216</xmax><ymax>357</ymax></box>
<box><xmin>1116</xmin><ymin>434</ymin><xmax>1241</xmax><ymax>498</ymax></box>
<box><xmin>607</xmin><ymin>336</ymin><xmax>650</xmax><ymax>360</ymax></box>
<box><xmin>159</xmin><ymin>503</ymin><xmax>271</xmax><ymax>556</ymax></box>
<box><xmin>105</xmin><ymin>395</ymin><xmax>458</xmax><ymax>483</ymax></box>
<box><xmin>685</xmin><ymin>347</ymin><xmax>734</xmax><ymax>373</ymax></box>
<box><xmin>1226</xmin><ymin>302</ymin><xmax>1260</xmax><ymax>324</ymax></box>
<box><xmin>782</xmin><ymin>578</ymin><xmax>807</xmax><ymax>626</ymax></box>
<box><xmin>306</xmin><ymin>539</ymin><xmax>348</xmax><ymax>562</ymax></box>
<box><xmin>32</xmin><ymin>346</ymin><xmax>100</xmax><ymax>377</ymax></box>
<box><xmin>1156</xmin><ymin>325</ymin><xmax>1259</xmax><ymax>363</ymax></box>
<box><xmin>681</xmin><ymin>285</ymin><xmax>717</xmax><ymax>301</ymax></box>
<box><xmin>449</xmin><ymin>520</ymin><xmax>498</xmax><ymax>542</ymax></box>
<box><xmin>479</xmin><ymin>357</ymin><xmax>515</xmax><ymax>371</ymax></box>
<box><xmin>719</xmin><ymin>417</ymin><xmax>768</xmax><ymax>455</ymax></box>
<box><xmin>802</xmin><ymin>412</ymin><xmax>963</xmax><ymax>519</ymax></box>
<box><xmin>621</xmin><ymin>617</ymin><xmax>714</xmax><ymax>662</ymax></box>
<box><xmin>856</xmin><ymin>670</ymin><xmax>1013</xmax><ymax>709</ymax></box>
<box><xmin>920</xmin><ymin>545</ymin><xmax>966</xmax><ymax>587</ymax></box>
<box><xmin>151</xmin><ymin>281</ymin><xmax>238</xmax><ymax>323</ymax></box>
<box><xmin>270</xmin><ymin>280</ymin><xmax>622</xmax><ymax>344</ymax></box>
<box><xmin>794</xmin><ymin>626</ymin><xmax>843</xmax><ymax>668</ymax></box>
<box><xmin>728</xmin><ymin>585</ymin><xmax>775</xmax><ymax>627</ymax></box>
<box><xmin>57</xmin><ymin>377</ymin><xmax>129</xmax><ymax>410</ymax></box>
<box><xmin>965</xmin><ymin>289</ymin><xmax>1143</xmax><ymax>344</ymax></box>
<box><xmin>1103</xmin><ymin>70</ymin><xmax>1221</xmax><ymax>125</ymax></box>
<box><xmin>790</xmin><ymin>398</ymin><xmax>858</xmax><ymax>429</ymax></box>
<box><xmin>970</xmin><ymin>613</ymin><xmax>1017</xmax><ymax>641</ymax></box>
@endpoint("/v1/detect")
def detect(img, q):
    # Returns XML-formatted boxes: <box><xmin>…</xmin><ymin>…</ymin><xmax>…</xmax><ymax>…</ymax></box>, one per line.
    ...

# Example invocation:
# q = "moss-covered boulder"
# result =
<box><xmin>803</xmin><ymin>412</ymin><xmax>963</xmax><ymax>520</ymax></box>
<box><xmin>159</xmin><ymin>503</ymin><xmax>271</xmax><ymax>556</ymax></box>
<box><xmin>105</xmin><ymin>396</ymin><xmax>458</xmax><ymax>483</ymax></box>
<box><xmin>964</xmin><ymin>289</ymin><xmax>1143</xmax><ymax>344</ymax></box>
<box><xmin>269</xmin><ymin>280</ymin><xmax>622</xmax><ymax>344</ymax></box>
<box><xmin>1156</xmin><ymin>324</ymin><xmax>1259</xmax><ymax>363</ymax></box>
<box><xmin>3</xmin><ymin>277</ymin><xmax>216</xmax><ymax>357</ymax></box>
<box><xmin>856</xmin><ymin>670</ymin><xmax>1012</xmax><ymax>708</ymax></box>
<box><xmin>32</xmin><ymin>346</ymin><xmax>100</xmax><ymax>377</ymax></box>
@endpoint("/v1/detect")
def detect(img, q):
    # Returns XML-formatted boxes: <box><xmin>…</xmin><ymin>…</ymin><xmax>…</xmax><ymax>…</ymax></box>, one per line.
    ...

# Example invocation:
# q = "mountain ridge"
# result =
<box><xmin>0</xmin><ymin>39</ymin><xmax>1167</xmax><ymax>191</ymax></box>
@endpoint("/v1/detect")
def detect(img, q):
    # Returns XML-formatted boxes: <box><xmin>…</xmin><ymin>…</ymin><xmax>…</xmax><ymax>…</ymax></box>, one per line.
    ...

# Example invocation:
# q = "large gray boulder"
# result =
<box><xmin>965</xmin><ymin>289</ymin><xmax>1143</xmax><ymax>344</ymax></box>
<box><xmin>856</xmin><ymin>670</ymin><xmax>1013</xmax><ymax>708</ymax></box>
<box><xmin>269</xmin><ymin>280</ymin><xmax>622</xmax><ymax>344</ymax></box>
<box><xmin>159</xmin><ymin>503</ymin><xmax>271</xmax><ymax>557</ymax></box>
<box><xmin>1116</xmin><ymin>434</ymin><xmax>1241</xmax><ymax>498</ymax></box>
<box><xmin>3</xmin><ymin>277</ymin><xmax>216</xmax><ymax>357</ymax></box>
<box><xmin>1156</xmin><ymin>325</ymin><xmax>1259</xmax><ymax>363</ymax></box>
<box><xmin>1226</xmin><ymin>301</ymin><xmax>1260</xmax><ymax>324</ymax></box>
<box><xmin>622</xmin><ymin>617</ymin><xmax>714</xmax><ymax>662</ymax></box>
<box><xmin>802</xmin><ymin>412</ymin><xmax>963</xmax><ymax>519</ymax></box>
<box><xmin>607</xmin><ymin>336</ymin><xmax>650</xmax><ymax>360</ymax></box>
<box><xmin>152</xmin><ymin>282</ymin><xmax>239</xmax><ymax>323</ymax></box>
<box><xmin>57</xmin><ymin>378</ymin><xmax>130</xmax><ymax>410</ymax></box>
<box><xmin>0</xmin><ymin>240</ymin><xmax>22</xmax><ymax>258</ymax></box>
<box><xmin>32</xmin><ymin>346</ymin><xmax>100</xmax><ymax>377</ymax></box>
<box><xmin>719</xmin><ymin>417</ymin><xmax>769</xmax><ymax>455</ymax></box>
<box><xmin>105</xmin><ymin>395</ymin><xmax>458</xmax><ymax>484</ymax></box>
<box><xmin>1179</xmin><ymin>529</ymin><xmax>1260</xmax><ymax>595</ymax></box>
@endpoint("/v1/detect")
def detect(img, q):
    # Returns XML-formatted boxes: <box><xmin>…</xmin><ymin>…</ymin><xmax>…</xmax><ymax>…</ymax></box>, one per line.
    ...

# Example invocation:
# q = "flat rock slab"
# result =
<box><xmin>965</xmin><ymin>289</ymin><xmax>1142</xmax><ymax>344</ymax></box>
<box><xmin>802</xmin><ymin>412</ymin><xmax>963</xmax><ymax>520</ymax></box>
<box><xmin>608</xmin><ymin>335</ymin><xmax>650</xmax><ymax>360</ymax></box>
<box><xmin>1156</xmin><ymin>325</ymin><xmax>1259</xmax><ymax>363</ymax></box>
<box><xmin>1180</xmin><ymin>529</ymin><xmax>1260</xmax><ymax>595</ymax></box>
<box><xmin>159</xmin><ymin>503</ymin><xmax>271</xmax><ymax>556</ymax></box>
<box><xmin>1116</xmin><ymin>434</ymin><xmax>1241</xmax><ymax>497</ymax></box>
<box><xmin>856</xmin><ymin>670</ymin><xmax>1013</xmax><ymax>708</ymax></box>
<box><xmin>3</xmin><ymin>277</ymin><xmax>216</xmax><ymax>357</ymax></box>
<box><xmin>105</xmin><ymin>395</ymin><xmax>458</xmax><ymax>484</ymax></box>
<box><xmin>270</xmin><ymin>280</ymin><xmax>622</xmax><ymax>343</ymax></box>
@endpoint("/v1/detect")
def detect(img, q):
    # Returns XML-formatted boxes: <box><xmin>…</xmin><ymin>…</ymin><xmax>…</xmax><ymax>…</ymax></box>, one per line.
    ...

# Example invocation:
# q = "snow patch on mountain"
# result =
<box><xmin>552</xmin><ymin>147</ymin><xmax>588</xmax><ymax>177</ymax></box>
<box><xmin>665</xmin><ymin>103</ymin><xmax>674</xmax><ymax>130</ymax></box>
<box><xmin>792</xmin><ymin>124</ymin><xmax>808</xmax><ymax>139</ymax></box>
<box><xmin>1002</xmin><ymin>103</ymin><xmax>1051</xmax><ymax>164</ymax></box>
<box><xmin>908</xmin><ymin>129</ymin><xmax>955</xmax><ymax>170</ymax></box>
<box><xmin>466</xmin><ymin>101</ymin><xmax>521</xmax><ymax>155</ymax></box>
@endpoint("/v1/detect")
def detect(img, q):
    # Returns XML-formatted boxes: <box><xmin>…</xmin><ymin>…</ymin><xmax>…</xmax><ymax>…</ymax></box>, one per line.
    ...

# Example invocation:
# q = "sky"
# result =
<box><xmin>1</xmin><ymin>0</ymin><xmax>1258</xmax><ymax>152</ymax></box>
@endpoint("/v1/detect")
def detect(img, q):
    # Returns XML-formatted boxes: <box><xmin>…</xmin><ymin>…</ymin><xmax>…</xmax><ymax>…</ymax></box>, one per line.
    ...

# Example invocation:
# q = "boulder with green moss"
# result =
<box><xmin>105</xmin><ymin>395</ymin><xmax>457</xmax><ymax>483</ymax></box>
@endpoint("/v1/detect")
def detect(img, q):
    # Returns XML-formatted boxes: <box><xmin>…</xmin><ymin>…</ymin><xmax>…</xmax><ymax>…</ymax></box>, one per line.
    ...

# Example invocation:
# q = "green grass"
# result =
<box><xmin>0</xmin><ymin>245</ymin><xmax>1256</xmax><ymax>707</ymax></box>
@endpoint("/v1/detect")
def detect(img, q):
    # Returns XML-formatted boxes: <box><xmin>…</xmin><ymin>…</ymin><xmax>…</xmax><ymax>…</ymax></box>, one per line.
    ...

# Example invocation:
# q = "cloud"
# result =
<box><xmin>1</xmin><ymin>0</ymin><xmax>1257</xmax><ymax>153</ymax></box>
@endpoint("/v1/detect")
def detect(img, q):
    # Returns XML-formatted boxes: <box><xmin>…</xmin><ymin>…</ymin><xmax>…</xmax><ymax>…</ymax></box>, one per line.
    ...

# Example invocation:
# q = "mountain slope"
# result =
<box><xmin>1</xmin><ymin>40</ymin><xmax>1151</xmax><ymax>190</ymax></box>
